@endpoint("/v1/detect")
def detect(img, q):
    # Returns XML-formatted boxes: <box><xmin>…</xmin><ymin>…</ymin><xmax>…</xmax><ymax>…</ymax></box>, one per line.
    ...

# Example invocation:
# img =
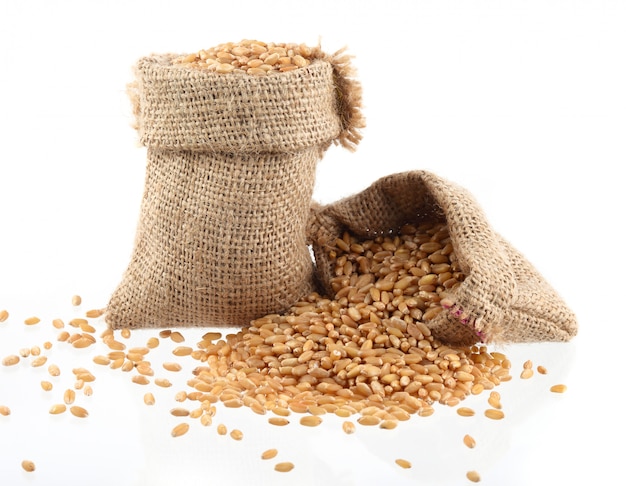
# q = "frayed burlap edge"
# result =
<box><xmin>310</xmin><ymin>46</ymin><xmax>365</xmax><ymax>152</ymax></box>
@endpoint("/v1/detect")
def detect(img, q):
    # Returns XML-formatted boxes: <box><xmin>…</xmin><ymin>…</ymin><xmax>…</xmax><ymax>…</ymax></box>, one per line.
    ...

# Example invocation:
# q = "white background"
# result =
<box><xmin>1</xmin><ymin>1</ymin><xmax>624</xmax><ymax>485</ymax></box>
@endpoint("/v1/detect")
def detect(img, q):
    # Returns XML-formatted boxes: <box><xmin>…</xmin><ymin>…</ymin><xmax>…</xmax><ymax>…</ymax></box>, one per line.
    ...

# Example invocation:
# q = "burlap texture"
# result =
<box><xmin>308</xmin><ymin>170</ymin><xmax>578</xmax><ymax>345</ymax></box>
<box><xmin>106</xmin><ymin>49</ymin><xmax>363</xmax><ymax>329</ymax></box>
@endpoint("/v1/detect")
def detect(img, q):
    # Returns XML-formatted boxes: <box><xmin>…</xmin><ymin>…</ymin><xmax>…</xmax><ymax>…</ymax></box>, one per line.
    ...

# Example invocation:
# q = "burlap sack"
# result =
<box><xmin>307</xmin><ymin>170</ymin><xmax>577</xmax><ymax>345</ymax></box>
<box><xmin>106</xmin><ymin>47</ymin><xmax>364</xmax><ymax>329</ymax></box>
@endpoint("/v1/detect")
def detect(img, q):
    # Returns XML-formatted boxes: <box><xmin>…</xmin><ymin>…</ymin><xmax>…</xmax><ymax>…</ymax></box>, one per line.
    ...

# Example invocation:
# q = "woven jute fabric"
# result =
<box><xmin>106</xmin><ymin>49</ymin><xmax>364</xmax><ymax>329</ymax></box>
<box><xmin>307</xmin><ymin>170</ymin><xmax>578</xmax><ymax>345</ymax></box>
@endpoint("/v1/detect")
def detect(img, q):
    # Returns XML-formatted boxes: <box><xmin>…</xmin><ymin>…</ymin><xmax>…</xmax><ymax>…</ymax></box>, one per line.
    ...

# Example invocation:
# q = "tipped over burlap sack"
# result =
<box><xmin>106</xmin><ymin>42</ymin><xmax>364</xmax><ymax>329</ymax></box>
<box><xmin>307</xmin><ymin>170</ymin><xmax>577</xmax><ymax>345</ymax></box>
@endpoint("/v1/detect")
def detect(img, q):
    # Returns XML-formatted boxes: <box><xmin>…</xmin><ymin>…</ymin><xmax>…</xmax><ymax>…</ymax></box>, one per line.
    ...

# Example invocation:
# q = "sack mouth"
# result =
<box><xmin>308</xmin><ymin>170</ymin><xmax>577</xmax><ymax>346</ymax></box>
<box><xmin>308</xmin><ymin>171</ymin><xmax>516</xmax><ymax>345</ymax></box>
<box><xmin>129</xmin><ymin>50</ymin><xmax>364</xmax><ymax>153</ymax></box>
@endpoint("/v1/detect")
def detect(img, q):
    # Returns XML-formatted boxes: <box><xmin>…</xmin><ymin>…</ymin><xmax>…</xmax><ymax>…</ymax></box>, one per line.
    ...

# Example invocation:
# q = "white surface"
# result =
<box><xmin>1</xmin><ymin>1</ymin><xmax>624</xmax><ymax>485</ymax></box>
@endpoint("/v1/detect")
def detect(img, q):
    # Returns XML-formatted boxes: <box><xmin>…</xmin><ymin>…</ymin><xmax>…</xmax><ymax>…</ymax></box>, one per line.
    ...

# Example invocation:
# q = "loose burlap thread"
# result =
<box><xmin>307</xmin><ymin>170</ymin><xmax>578</xmax><ymax>345</ymax></box>
<box><xmin>106</xmin><ymin>47</ymin><xmax>364</xmax><ymax>329</ymax></box>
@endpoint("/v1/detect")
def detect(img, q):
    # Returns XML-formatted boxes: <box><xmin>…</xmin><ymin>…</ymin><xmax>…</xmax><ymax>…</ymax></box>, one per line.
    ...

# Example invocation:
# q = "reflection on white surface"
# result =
<box><xmin>0</xmin><ymin>299</ymin><xmax>579</xmax><ymax>486</ymax></box>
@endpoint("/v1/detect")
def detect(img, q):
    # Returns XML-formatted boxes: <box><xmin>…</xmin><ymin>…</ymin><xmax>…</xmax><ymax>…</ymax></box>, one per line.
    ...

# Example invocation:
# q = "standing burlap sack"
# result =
<box><xmin>308</xmin><ymin>170</ymin><xmax>577</xmax><ymax>345</ymax></box>
<box><xmin>106</xmin><ymin>46</ymin><xmax>364</xmax><ymax>329</ymax></box>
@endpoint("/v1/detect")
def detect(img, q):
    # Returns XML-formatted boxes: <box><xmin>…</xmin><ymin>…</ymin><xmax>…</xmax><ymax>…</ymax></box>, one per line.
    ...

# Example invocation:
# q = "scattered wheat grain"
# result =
<box><xmin>550</xmin><ymin>384</ymin><xmax>567</xmax><ymax>393</ymax></box>
<box><xmin>463</xmin><ymin>434</ymin><xmax>476</xmax><ymax>449</ymax></box>
<box><xmin>274</xmin><ymin>462</ymin><xmax>294</xmax><ymax>473</ymax></box>
<box><xmin>395</xmin><ymin>459</ymin><xmax>412</xmax><ymax>469</ymax></box>
<box><xmin>3</xmin><ymin>355</ymin><xmax>20</xmax><ymax>366</ymax></box>
<box><xmin>261</xmin><ymin>448</ymin><xmax>278</xmax><ymax>460</ymax></box>
<box><xmin>457</xmin><ymin>407</ymin><xmax>475</xmax><ymax>417</ymax></box>
<box><xmin>300</xmin><ymin>415</ymin><xmax>323</xmax><ymax>427</ymax></box>
<box><xmin>268</xmin><ymin>417</ymin><xmax>290</xmax><ymax>426</ymax></box>
<box><xmin>484</xmin><ymin>409</ymin><xmax>505</xmax><ymax>420</ymax></box>
<box><xmin>49</xmin><ymin>404</ymin><xmax>66</xmax><ymax>414</ymax></box>
<box><xmin>171</xmin><ymin>422</ymin><xmax>190</xmax><ymax>437</ymax></box>
<box><xmin>64</xmin><ymin>389</ymin><xmax>76</xmax><ymax>405</ymax></box>
<box><xmin>70</xmin><ymin>406</ymin><xmax>88</xmax><ymax>418</ymax></box>
<box><xmin>467</xmin><ymin>470</ymin><xmax>481</xmax><ymax>482</ymax></box>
